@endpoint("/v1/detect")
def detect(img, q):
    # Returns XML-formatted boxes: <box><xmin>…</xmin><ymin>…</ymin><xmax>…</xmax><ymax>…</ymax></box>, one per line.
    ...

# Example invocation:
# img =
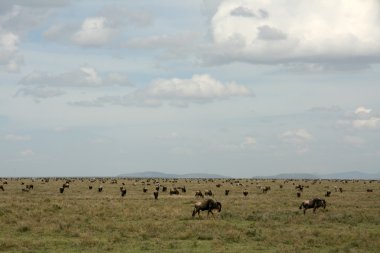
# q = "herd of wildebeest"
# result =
<box><xmin>0</xmin><ymin>177</ymin><xmax>378</xmax><ymax>217</ymax></box>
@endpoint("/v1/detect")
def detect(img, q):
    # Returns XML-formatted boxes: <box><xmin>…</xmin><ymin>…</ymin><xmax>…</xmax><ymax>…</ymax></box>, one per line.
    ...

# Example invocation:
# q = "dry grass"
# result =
<box><xmin>0</xmin><ymin>178</ymin><xmax>379</xmax><ymax>252</ymax></box>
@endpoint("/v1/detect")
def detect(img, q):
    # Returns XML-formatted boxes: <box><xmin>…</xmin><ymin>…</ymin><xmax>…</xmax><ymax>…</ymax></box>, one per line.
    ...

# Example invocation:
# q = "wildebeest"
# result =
<box><xmin>295</xmin><ymin>185</ymin><xmax>304</xmax><ymax>192</ymax></box>
<box><xmin>26</xmin><ymin>184</ymin><xmax>34</xmax><ymax>190</ymax></box>
<box><xmin>63</xmin><ymin>182</ymin><xmax>69</xmax><ymax>189</ymax></box>
<box><xmin>89</xmin><ymin>186</ymin><xmax>93</xmax><ymax>190</ymax></box>
<box><xmin>299</xmin><ymin>198</ymin><xmax>326</xmax><ymax>214</ymax></box>
<box><xmin>59</xmin><ymin>187</ymin><xmax>64</xmax><ymax>193</ymax></box>
<box><xmin>325</xmin><ymin>191</ymin><xmax>331</xmax><ymax>197</ymax></box>
<box><xmin>261</xmin><ymin>186</ymin><xmax>271</xmax><ymax>193</ymax></box>
<box><xmin>367</xmin><ymin>189</ymin><xmax>373</xmax><ymax>192</ymax></box>
<box><xmin>225</xmin><ymin>189</ymin><xmax>230</xmax><ymax>196</ymax></box>
<box><xmin>192</xmin><ymin>199</ymin><xmax>222</xmax><ymax>218</ymax></box>
<box><xmin>243</xmin><ymin>190</ymin><xmax>248</xmax><ymax>197</ymax></box>
<box><xmin>120</xmin><ymin>188</ymin><xmax>127</xmax><ymax>197</ymax></box>
<box><xmin>98</xmin><ymin>186</ymin><xmax>103</xmax><ymax>192</ymax></box>
<box><xmin>170</xmin><ymin>188</ymin><xmax>179</xmax><ymax>195</ymax></box>
<box><xmin>143</xmin><ymin>187</ymin><xmax>148</xmax><ymax>193</ymax></box>
<box><xmin>0</xmin><ymin>185</ymin><xmax>4</xmax><ymax>191</ymax></box>
<box><xmin>339</xmin><ymin>187</ymin><xmax>343</xmax><ymax>193</ymax></box>
<box><xmin>162</xmin><ymin>186</ymin><xmax>167</xmax><ymax>192</ymax></box>
<box><xmin>195</xmin><ymin>190</ymin><xmax>204</xmax><ymax>198</ymax></box>
<box><xmin>204</xmin><ymin>190</ymin><xmax>213</xmax><ymax>197</ymax></box>
<box><xmin>297</xmin><ymin>192</ymin><xmax>301</xmax><ymax>198</ymax></box>
<box><xmin>153</xmin><ymin>191</ymin><xmax>159</xmax><ymax>200</ymax></box>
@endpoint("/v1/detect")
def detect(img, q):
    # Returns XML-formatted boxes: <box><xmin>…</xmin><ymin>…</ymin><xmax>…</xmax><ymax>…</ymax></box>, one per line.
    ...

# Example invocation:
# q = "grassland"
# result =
<box><xmin>0</xmin><ymin>177</ymin><xmax>379</xmax><ymax>253</ymax></box>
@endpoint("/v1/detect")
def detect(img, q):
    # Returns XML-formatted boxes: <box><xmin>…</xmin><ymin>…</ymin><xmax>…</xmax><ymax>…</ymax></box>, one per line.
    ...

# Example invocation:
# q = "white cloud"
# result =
<box><xmin>20</xmin><ymin>149</ymin><xmax>34</xmax><ymax>156</ymax></box>
<box><xmin>280</xmin><ymin>129</ymin><xmax>313</xmax><ymax>143</ymax></box>
<box><xmin>4</xmin><ymin>134</ymin><xmax>31</xmax><ymax>141</ymax></box>
<box><xmin>207</xmin><ymin>0</ymin><xmax>380</xmax><ymax>66</ymax></box>
<box><xmin>344</xmin><ymin>135</ymin><xmax>365</xmax><ymax>147</ymax></box>
<box><xmin>355</xmin><ymin>106</ymin><xmax>372</xmax><ymax>115</ymax></box>
<box><xmin>71</xmin><ymin>17</ymin><xmax>116</xmax><ymax>47</ymax></box>
<box><xmin>352</xmin><ymin>117</ymin><xmax>380</xmax><ymax>129</ymax></box>
<box><xmin>0</xmin><ymin>31</ymin><xmax>22</xmax><ymax>72</ymax></box>
<box><xmin>147</xmin><ymin>74</ymin><xmax>252</xmax><ymax>100</ymax></box>
<box><xmin>70</xmin><ymin>74</ymin><xmax>253</xmax><ymax>107</ymax></box>
<box><xmin>241</xmin><ymin>136</ymin><xmax>256</xmax><ymax>147</ymax></box>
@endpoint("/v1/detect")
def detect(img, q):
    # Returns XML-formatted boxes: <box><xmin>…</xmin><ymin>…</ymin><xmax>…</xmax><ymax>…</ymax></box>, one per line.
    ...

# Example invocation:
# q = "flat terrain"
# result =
<box><xmin>0</xmin><ymin>177</ymin><xmax>379</xmax><ymax>253</ymax></box>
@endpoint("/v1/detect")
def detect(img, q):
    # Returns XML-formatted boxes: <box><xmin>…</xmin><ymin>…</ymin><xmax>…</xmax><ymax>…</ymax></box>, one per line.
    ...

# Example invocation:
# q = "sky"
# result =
<box><xmin>1</xmin><ymin>0</ymin><xmax>380</xmax><ymax>177</ymax></box>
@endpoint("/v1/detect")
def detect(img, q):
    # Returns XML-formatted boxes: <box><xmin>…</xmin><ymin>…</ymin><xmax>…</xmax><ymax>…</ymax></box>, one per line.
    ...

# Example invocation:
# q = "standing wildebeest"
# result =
<box><xmin>120</xmin><ymin>187</ymin><xmax>127</xmax><ymax>197</ymax></box>
<box><xmin>299</xmin><ymin>198</ymin><xmax>326</xmax><ymax>214</ymax></box>
<box><xmin>261</xmin><ymin>186</ymin><xmax>271</xmax><ymax>193</ymax></box>
<box><xmin>243</xmin><ymin>190</ymin><xmax>248</xmax><ymax>197</ymax></box>
<box><xmin>192</xmin><ymin>199</ymin><xmax>222</xmax><ymax>218</ymax></box>
<box><xmin>89</xmin><ymin>186</ymin><xmax>93</xmax><ymax>190</ymax></box>
<box><xmin>143</xmin><ymin>187</ymin><xmax>148</xmax><ymax>193</ymax></box>
<box><xmin>0</xmin><ymin>185</ymin><xmax>4</xmax><ymax>191</ymax></box>
<box><xmin>325</xmin><ymin>191</ymin><xmax>331</xmax><ymax>197</ymax></box>
<box><xmin>59</xmin><ymin>187</ymin><xmax>64</xmax><ymax>193</ymax></box>
<box><xmin>153</xmin><ymin>191</ymin><xmax>159</xmax><ymax>200</ymax></box>
<box><xmin>170</xmin><ymin>188</ymin><xmax>179</xmax><ymax>195</ymax></box>
<box><xmin>98</xmin><ymin>186</ymin><xmax>103</xmax><ymax>192</ymax></box>
<box><xmin>367</xmin><ymin>189</ymin><xmax>373</xmax><ymax>192</ymax></box>
<box><xmin>339</xmin><ymin>187</ymin><xmax>343</xmax><ymax>193</ymax></box>
<box><xmin>297</xmin><ymin>192</ymin><xmax>301</xmax><ymax>198</ymax></box>
<box><xmin>195</xmin><ymin>190</ymin><xmax>204</xmax><ymax>198</ymax></box>
<box><xmin>225</xmin><ymin>189</ymin><xmax>230</xmax><ymax>196</ymax></box>
<box><xmin>162</xmin><ymin>186</ymin><xmax>167</xmax><ymax>192</ymax></box>
<box><xmin>204</xmin><ymin>190</ymin><xmax>213</xmax><ymax>197</ymax></box>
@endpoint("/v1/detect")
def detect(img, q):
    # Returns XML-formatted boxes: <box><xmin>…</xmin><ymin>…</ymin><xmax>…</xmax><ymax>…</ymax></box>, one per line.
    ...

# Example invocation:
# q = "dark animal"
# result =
<box><xmin>325</xmin><ymin>191</ymin><xmax>331</xmax><ymax>197</ymax></box>
<box><xmin>295</xmin><ymin>185</ymin><xmax>304</xmax><ymax>192</ymax></box>
<box><xmin>339</xmin><ymin>187</ymin><xmax>343</xmax><ymax>193</ymax></box>
<box><xmin>0</xmin><ymin>185</ymin><xmax>4</xmax><ymax>191</ymax></box>
<box><xmin>121</xmin><ymin>188</ymin><xmax>127</xmax><ymax>197</ymax></box>
<box><xmin>192</xmin><ymin>199</ymin><xmax>222</xmax><ymax>218</ymax></box>
<box><xmin>59</xmin><ymin>187</ymin><xmax>64</xmax><ymax>193</ymax></box>
<box><xmin>89</xmin><ymin>186</ymin><xmax>93</xmax><ymax>190</ymax></box>
<box><xmin>225</xmin><ymin>189</ymin><xmax>230</xmax><ymax>196</ymax></box>
<box><xmin>98</xmin><ymin>186</ymin><xmax>103</xmax><ymax>192</ymax></box>
<box><xmin>170</xmin><ymin>188</ymin><xmax>179</xmax><ymax>195</ymax></box>
<box><xmin>261</xmin><ymin>186</ymin><xmax>271</xmax><ymax>193</ymax></box>
<box><xmin>195</xmin><ymin>190</ymin><xmax>204</xmax><ymax>198</ymax></box>
<box><xmin>162</xmin><ymin>186</ymin><xmax>167</xmax><ymax>192</ymax></box>
<box><xmin>367</xmin><ymin>189</ymin><xmax>373</xmax><ymax>192</ymax></box>
<box><xmin>204</xmin><ymin>190</ymin><xmax>213</xmax><ymax>197</ymax></box>
<box><xmin>63</xmin><ymin>182</ymin><xmax>69</xmax><ymax>189</ymax></box>
<box><xmin>153</xmin><ymin>191</ymin><xmax>159</xmax><ymax>200</ymax></box>
<box><xmin>299</xmin><ymin>198</ymin><xmax>326</xmax><ymax>214</ymax></box>
<box><xmin>216</xmin><ymin>184</ymin><xmax>221</xmax><ymax>188</ymax></box>
<box><xmin>297</xmin><ymin>192</ymin><xmax>301</xmax><ymax>198</ymax></box>
<box><xmin>26</xmin><ymin>184</ymin><xmax>34</xmax><ymax>190</ymax></box>
<box><xmin>243</xmin><ymin>190</ymin><xmax>248</xmax><ymax>197</ymax></box>
<box><xmin>143</xmin><ymin>187</ymin><xmax>148</xmax><ymax>193</ymax></box>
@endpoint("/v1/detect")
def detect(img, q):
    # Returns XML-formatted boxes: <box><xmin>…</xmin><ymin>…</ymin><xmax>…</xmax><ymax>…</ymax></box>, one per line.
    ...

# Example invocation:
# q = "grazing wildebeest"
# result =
<box><xmin>195</xmin><ymin>190</ymin><xmax>204</xmax><ymax>198</ymax></box>
<box><xmin>216</xmin><ymin>184</ymin><xmax>221</xmax><ymax>188</ymax></box>
<box><xmin>297</xmin><ymin>192</ymin><xmax>301</xmax><ymax>198</ymax></box>
<box><xmin>120</xmin><ymin>188</ymin><xmax>127</xmax><ymax>197</ymax></box>
<box><xmin>192</xmin><ymin>199</ymin><xmax>222</xmax><ymax>218</ymax></box>
<box><xmin>261</xmin><ymin>186</ymin><xmax>271</xmax><ymax>193</ymax></box>
<box><xmin>26</xmin><ymin>184</ymin><xmax>34</xmax><ymax>190</ymax></box>
<box><xmin>153</xmin><ymin>191</ymin><xmax>159</xmax><ymax>200</ymax></box>
<box><xmin>170</xmin><ymin>188</ymin><xmax>179</xmax><ymax>195</ymax></box>
<box><xmin>243</xmin><ymin>190</ymin><xmax>248</xmax><ymax>197</ymax></box>
<box><xmin>325</xmin><ymin>191</ymin><xmax>331</xmax><ymax>197</ymax></box>
<box><xmin>299</xmin><ymin>198</ymin><xmax>326</xmax><ymax>214</ymax></box>
<box><xmin>0</xmin><ymin>185</ymin><xmax>4</xmax><ymax>191</ymax></box>
<box><xmin>367</xmin><ymin>189</ymin><xmax>373</xmax><ymax>192</ymax></box>
<box><xmin>295</xmin><ymin>185</ymin><xmax>304</xmax><ymax>192</ymax></box>
<box><xmin>204</xmin><ymin>190</ymin><xmax>213</xmax><ymax>197</ymax></box>
<box><xmin>225</xmin><ymin>189</ymin><xmax>230</xmax><ymax>196</ymax></box>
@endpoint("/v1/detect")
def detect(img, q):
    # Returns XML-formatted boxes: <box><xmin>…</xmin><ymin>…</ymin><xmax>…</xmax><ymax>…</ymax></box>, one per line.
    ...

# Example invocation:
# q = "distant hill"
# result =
<box><xmin>117</xmin><ymin>170</ymin><xmax>380</xmax><ymax>180</ymax></box>
<box><xmin>117</xmin><ymin>171</ymin><xmax>228</xmax><ymax>178</ymax></box>
<box><xmin>261</xmin><ymin>171</ymin><xmax>380</xmax><ymax>180</ymax></box>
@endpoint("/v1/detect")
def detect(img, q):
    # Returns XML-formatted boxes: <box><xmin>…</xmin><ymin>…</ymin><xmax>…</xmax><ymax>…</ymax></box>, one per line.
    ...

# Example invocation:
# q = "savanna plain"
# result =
<box><xmin>0</xmin><ymin>177</ymin><xmax>379</xmax><ymax>253</ymax></box>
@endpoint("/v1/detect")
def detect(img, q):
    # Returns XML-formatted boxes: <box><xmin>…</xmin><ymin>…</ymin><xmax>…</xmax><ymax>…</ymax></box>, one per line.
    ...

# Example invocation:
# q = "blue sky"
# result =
<box><xmin>1</xmin><ymin>0</ymin><xmax>379</xmax><ymax>177</ymax></box>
